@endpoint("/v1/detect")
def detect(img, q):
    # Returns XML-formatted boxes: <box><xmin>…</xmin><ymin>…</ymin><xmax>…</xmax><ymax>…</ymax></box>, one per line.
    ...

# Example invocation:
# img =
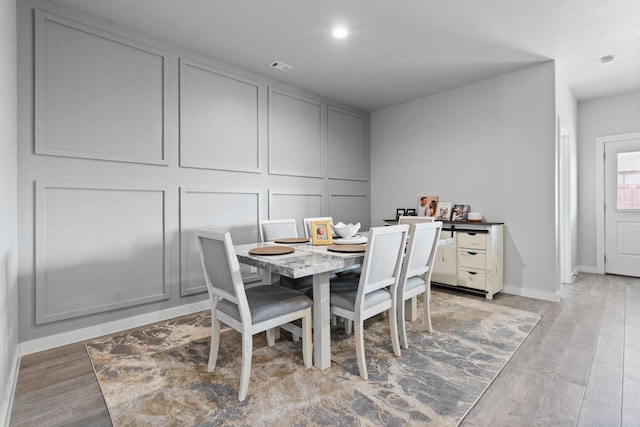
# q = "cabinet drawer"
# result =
<box><xmin>458</xmin><ymin>250</ymin><xmax>486</xmax><ymax>270</ymax></box>
<box><xmin>458</xmin><ymin>268</ymin><xmax>486</xmax><ymax>291</ymax></box>
<box><xmin>457</xmin><ymin>231</ymin><xmax>487</xmax><ymax>249</ymax></box>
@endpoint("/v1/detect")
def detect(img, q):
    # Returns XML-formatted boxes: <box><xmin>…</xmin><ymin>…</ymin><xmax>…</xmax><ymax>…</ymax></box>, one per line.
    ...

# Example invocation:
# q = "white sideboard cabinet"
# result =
<box><xmin>432</xmin><ymin>222</ymin><xmax>504</xmax><ymax>299</ymax></box>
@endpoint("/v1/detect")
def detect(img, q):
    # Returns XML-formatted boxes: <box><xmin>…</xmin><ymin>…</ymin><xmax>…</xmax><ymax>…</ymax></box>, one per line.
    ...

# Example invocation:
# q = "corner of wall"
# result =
<box><xmin>1</xmin><ymin>346</ymin><xmax>20</xmax><ymax>427</ymax></box>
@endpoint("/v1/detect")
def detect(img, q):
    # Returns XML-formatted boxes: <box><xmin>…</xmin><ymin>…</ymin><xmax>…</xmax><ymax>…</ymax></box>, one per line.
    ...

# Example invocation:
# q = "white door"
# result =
<box><xmin>605</xmin><ymin>138</ymin><xmax>640</xmax><ymax>277</ymax></box>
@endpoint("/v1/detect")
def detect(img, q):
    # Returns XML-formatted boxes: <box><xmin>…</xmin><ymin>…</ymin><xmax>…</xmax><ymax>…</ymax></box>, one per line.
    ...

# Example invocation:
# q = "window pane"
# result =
<box><xmin>617</xmin><ymin>151</ymin><xmax>640</xmax><ymax>209</ymax></box>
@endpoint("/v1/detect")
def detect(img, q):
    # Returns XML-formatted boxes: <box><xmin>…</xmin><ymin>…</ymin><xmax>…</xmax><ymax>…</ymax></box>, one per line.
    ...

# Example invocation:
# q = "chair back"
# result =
<box><xmin>302</xmin><ymin>216</ymin><xmax>333</xmax><ymax>238</ymax></box>
<box><xmin>398</xmin><ymin>215</ymin><xmax>435</xmax><ymax>225</ymax></box>
<box><xmin>259</xmin><ymin>219</ymin><xmax>298</xmax><ymax>242</ymax></box>
<box><xmin>399</xmin><ymin>222</ymin><xmax>443</xmax><ymax>292</ymax></box>
<box><xmin>356</xmin><ymin>225</ymin><xmax>409</xmax><ymax>305</ymax></box>
<box><xmin>196</xmin><ymin>230</ymin><xmax>249</xmax><ymax>317</ymax></box>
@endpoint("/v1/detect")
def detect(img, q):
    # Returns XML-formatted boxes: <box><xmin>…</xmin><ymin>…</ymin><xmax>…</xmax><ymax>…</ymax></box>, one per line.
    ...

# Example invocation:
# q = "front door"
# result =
<box><xmin>605</xmin><ymin>138</ymin><xmax>640</xmax><ymax>277</ymax></box>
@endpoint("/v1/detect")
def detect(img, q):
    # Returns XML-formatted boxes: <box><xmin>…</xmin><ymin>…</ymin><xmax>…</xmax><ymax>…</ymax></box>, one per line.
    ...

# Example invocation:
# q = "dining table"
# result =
<box><xmin>234</xmin><ymin>233</ymin><xmax>454</xmax><ymax>370</ymax></box>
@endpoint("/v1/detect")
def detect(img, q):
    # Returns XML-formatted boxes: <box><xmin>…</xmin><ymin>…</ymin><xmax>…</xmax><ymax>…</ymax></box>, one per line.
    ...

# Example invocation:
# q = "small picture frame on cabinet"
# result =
<box><xmin>435</xmin><ymin>202</ymin><xmax>452</xmax><ymax>221</ymax></box>
<box><xmin>405</xmin><ymin>208</ymin><xmax>417</xmax><ymax>216</ymax></box>
<box><xmin>451</xmin><ymin>204</ymin><xmax>471</xmax><ymax>221</ymax></box>
<box><xmin>396</xmin><ymin>208</ymin><xmax>406</xmax><ymax>221</ymax></box>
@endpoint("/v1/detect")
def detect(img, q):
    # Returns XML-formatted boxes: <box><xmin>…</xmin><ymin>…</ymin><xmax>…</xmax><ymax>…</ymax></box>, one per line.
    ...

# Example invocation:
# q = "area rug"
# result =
<box><xmin>85</xmin><ymin>291</ymin><xmax>541</xmax><ymax>426</ymax></box>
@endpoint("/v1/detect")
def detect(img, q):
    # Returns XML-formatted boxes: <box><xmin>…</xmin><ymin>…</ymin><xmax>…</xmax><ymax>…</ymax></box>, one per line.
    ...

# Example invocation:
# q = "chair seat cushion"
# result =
<box><xmin>330</xmin><ymin>287</ymin><xmax>392</xmax><ymax>312</ymax></box>
<box><xmin>217</xmin><ymin>286</ymin><xmax>312</xmax><ymax>324</ymax></box>
<box><xmin>304</xmin><ymin>277</ymin><xmax>359</xmax><ymax>298</ymax></box>
<box><xmin>405</xmin><ymin>276</ymin><xmax>426</xmax><ymax>293</ymax></box>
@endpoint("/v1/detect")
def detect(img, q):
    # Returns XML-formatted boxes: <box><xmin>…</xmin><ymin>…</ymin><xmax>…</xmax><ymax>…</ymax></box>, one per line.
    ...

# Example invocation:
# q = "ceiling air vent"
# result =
<box><xmin>269</xmin><ymin>61</ymin><xmax>293</xmax><ymax>72</ymax></box>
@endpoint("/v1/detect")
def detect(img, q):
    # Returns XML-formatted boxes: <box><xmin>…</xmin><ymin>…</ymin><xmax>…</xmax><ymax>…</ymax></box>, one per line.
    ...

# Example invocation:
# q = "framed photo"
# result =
<box><xmin>451</xmin><ymin>204</ymin><xmax>471</xmax><ymax>221</ymax></box>
<box><xmin>310</xmin><ymin>220</ymin><xmax>333</xmax><ymax>245</ymax></box>
<box><xmin>405</xmin><ymin>208</ymin><xmax>417</xmax><ymax>216</ymax></box>
<box><xmin>435</xmin><ymin>202</ymin><xmax>452</xmax><ymax>221</ymax></box>
<box><xmin>396</xmin><ymin>208</ymin><xmax>406</xmax><ymax>221</ymax></box>
<box><xmin>418</xmin><ymin>195</ymin><xmax>439</xmax><ymax>217</ymax></box>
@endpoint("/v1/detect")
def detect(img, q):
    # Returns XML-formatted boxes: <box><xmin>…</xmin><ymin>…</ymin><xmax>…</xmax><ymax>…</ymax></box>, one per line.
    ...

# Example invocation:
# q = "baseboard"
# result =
<box><xmin>577</xmin><ymin>265</ymin><xmax>597</xmax><ymax>274</ymax></box>
<box><xmin>1</xmin><ymin>345</ymin><xmax>21</xmax><ymax>427</ymax></box>
<box><xmin>502</xmin><ymin>286</ymin><xmax>560</xmax><ymax>302</ymax></box>
<box><xmin>20</xmin><ymin>300</ymin><xmax>211</xmax><ymax>356</ymax></box>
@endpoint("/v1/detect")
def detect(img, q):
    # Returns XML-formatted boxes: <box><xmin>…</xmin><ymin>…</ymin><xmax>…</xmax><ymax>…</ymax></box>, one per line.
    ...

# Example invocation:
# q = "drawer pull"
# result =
<box><xmin>468</xmin><ymin>271</ymin><xmax>477</xmax><ymax>275</ymax></box>
<box><xmin>467</xmin><ymin>252</ymin><xmax>477</xmax><ymax>256</ymax></box>
<box><xmin>467</xmin><ymin>232</ymin><xmax>477</xmax><ymax>236</ymax></box>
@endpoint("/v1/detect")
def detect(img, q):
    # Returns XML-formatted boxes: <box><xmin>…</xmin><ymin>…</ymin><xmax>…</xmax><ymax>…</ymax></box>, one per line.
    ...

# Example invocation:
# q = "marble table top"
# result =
<box><xmin>234</xmin><ymin>236</ymin><xmax>454</xmax><ymax>280</ymax></box>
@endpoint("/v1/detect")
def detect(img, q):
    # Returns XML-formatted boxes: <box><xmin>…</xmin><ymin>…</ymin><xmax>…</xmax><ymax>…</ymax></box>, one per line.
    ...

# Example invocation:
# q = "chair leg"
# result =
<box><xmin>238</xmin><ymin>332</ymin><xmax>253</xmax><ymax>401</ymax></box>
<box><xmin>424</xmin><ymin>291</ymin><xmax>433</xmax><ymax>333</ymax></box>
<box><xmin>389</xmin><ymin>304</ymin><xmax>401</xmax><ymax>357</ymax></box>
<box><xmin>302</xmin><ymin>309</ymin><xmax>312</xmax><ymax>368</ymax></box>
<box><xmin>354</xmin><ymin>320</ymin><xmax>368</xmax><ymax>380</ymax></box>
<box><xmin>398</xmin><ymin>296</ymin><xmax>409</xmax><ymax>350</ymax></box>
<box><xmin>208</xmin><ymin>315</ymin><xmax>221</xmax><ymax>372</ymax></box>
<box><xmin>266</xmin><ymin>328</ymin><xmax>276</xmax><ymax>346</ymax></box>
<box><xmin>345</xmin><ymin>319</ymin><xmax>353</xmax><ymax>335</ymax></box>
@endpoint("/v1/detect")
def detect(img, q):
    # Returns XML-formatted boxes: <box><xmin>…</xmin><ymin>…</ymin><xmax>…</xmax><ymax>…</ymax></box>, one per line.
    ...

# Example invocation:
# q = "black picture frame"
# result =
<box><xmin>405</xmin><ymin>208</ymin><xmax>417</xmax><ymax>216</ymax></box>
<box><xmin>396</xmin><ymin>208</ymin><xmax>406</xmax><ymax>220</ymax></box>
<box><xmin>451</xmin><ymin>204</ymin><xmax>471</xmax><ymax>221</ymax></box>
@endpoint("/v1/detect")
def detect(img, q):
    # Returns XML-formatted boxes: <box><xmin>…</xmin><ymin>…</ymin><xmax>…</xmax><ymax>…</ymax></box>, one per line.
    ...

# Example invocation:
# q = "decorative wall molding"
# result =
<box><xmin>34</xmin><ymin>9</ymin><xmax>169</xmax><ymax>165</ymax></box>
<box><xmin>179</xmin><ymin>188</ymin><xmax>262</xmax><ymax>296</ymax></box>
<box><xmin>327</xmin><ymin>105</ymin><xmax>369</xmax><ymax>182</ymax></box>
<box><xmin>268</xmin><ymin>190</ymin><xmax>324</xmax><ymax>234</ymax></box>
<box><xmin>329</xmin><ymin>193</ymin><xmax>370</xmax><ymax>229</ymax></box>
<box><xmin>268</xmin><ymin>87</ymin><xmax>324</xmax><ymax>178</ymax></box>
<box><xmin>35</xmin><ymin>181</ymin><xmax>169</xmax><ymax>324</ymax></box>
<box><xmin>179</xmin><ymin>58</ymin><xmax>261</xmax><ymax>173</ymax></box>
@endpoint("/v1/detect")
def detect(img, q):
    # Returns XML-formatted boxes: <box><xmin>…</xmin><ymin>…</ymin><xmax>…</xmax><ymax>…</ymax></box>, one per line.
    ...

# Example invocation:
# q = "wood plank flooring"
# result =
<box><xmin>9</xmin><ymin>273</ymin><xmax>640</xmax><ymax>426</ymax></box>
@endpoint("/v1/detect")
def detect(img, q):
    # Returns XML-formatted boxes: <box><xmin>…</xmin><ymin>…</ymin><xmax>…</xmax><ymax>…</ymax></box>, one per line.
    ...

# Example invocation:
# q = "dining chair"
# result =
<box><xmin>397</xmin><ymin>221</ymin><xmax>442</xmax><ymax>349</ymax></box>
<box><xmin>302</xmin><ymin>216</ymin><xmax>333</xmax><ymax>238</ymax></box>
<box><xmin>328</xmin><ymin>224</ymin><xmax>409</xmax><ymax>380</ymax></box>
<box><xmin>398</xmin><ymin>215</ymin><xmax>435</xmax><ymax>225</ymax></box>
<box><xmin>259</xmin><ymin>218</ymin><xmax>299</xmax><ymax>242</ymax></box>
<box><xmin>196</xmin><ymin>229</ymin><xmax>313</xmax><ymax>401</ymax></box>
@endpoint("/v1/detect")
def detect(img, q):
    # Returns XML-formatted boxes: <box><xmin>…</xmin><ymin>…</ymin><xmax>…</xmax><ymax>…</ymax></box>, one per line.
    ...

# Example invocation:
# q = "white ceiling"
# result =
<box><xmin>51</xmin><ymin>0</ymin><xmax>640</xmax><ymax>112</ymax></box>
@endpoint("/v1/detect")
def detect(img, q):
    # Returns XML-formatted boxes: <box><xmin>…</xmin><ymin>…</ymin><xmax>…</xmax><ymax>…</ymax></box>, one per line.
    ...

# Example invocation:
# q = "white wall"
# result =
<box><xmin>555</xmin><ymin>74</ymin><xmax>578</xmax><ymax>279</ymax></box>
<box><xmin>371</xmin><ymin>62</ymin><xmax>559</xmax><ymax>300</ymax></box>
<box><xmin>0</xmin><ymin>0</ymin><xmax>19</xmax><ymax>424</ymax></box>
<box><xmin>577</xmin><ymin>90</ymin><xmax>640</xmax><ymax>271</ymax></box>
<box><xmin>17</xmin><ymin>0</ymin><xmax>370</xmax><ymax>345</ymax></box>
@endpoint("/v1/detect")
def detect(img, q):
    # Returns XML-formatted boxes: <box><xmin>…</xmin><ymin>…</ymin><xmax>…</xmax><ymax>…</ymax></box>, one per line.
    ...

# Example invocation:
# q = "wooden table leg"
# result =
<box><xmin>312</xmin><ymin>272</ymin><xmax>331</xmax><ymax>370</ymax></box>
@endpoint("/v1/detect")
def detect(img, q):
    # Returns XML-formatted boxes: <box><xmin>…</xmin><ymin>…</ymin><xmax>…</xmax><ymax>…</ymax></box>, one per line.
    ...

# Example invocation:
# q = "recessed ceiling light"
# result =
<box><xmin>600</xmin><ymin>55</ymin><xmax>615</xmax><ymax>64</ymax></box>
<box><xmin>332</xmin><ymin>27</ymin><xmax>349</xmax><ymax>39</ymax></box>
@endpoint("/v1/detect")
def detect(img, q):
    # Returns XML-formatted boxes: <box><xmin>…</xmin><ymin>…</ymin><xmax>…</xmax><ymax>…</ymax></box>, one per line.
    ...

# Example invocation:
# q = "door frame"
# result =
<box><xmin>595</xmin><ymin>131</ymin><xmax>640</xmax><ymax>274</ymax></box>
<box><xmin>558</xmin><ymin>125</ymin><xmax>572</xmax><ymax>284</ymax></box>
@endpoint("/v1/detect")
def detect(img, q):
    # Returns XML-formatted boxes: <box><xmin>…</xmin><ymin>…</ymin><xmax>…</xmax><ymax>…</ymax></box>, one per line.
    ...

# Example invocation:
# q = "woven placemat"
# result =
<box><xmin>327</xmin><ymin>244</ymin><xmax>366</xmax><ymax>253</ymax></box>
<box><xmin>274</xmin><ymin>237</ymin><xmax>310</xmax><ymax>244</ymax></box>
<box><xmin>249</xmin><ymin>246</ymin><xmax>295</xmax><ymax>256</ymax></box>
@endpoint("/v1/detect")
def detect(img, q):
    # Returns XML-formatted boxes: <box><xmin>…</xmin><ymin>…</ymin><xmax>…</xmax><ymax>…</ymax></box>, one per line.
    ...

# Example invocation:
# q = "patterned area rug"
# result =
<box><xmin>86</xmin><ymin>290</ymin><xmax>541</xmax><ymax>426</ymax></box>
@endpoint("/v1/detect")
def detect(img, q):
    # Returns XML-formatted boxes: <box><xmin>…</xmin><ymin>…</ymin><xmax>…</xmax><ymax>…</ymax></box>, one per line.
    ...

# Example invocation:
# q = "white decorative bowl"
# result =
<box><xmin>332</xmin><ymin>222</ymin><xmax>361</xmax><ymax>238</ymax></box>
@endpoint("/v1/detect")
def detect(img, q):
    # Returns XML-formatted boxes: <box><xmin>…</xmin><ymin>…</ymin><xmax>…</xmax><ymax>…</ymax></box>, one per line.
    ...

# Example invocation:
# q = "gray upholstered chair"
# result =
<box><xmin>397</xmin><ymin>221</ymin><xmax>442</xmax><ymax>349</ymax></box>
<box><xmin>258</xmin><ymin>219</ymin><xmax>314</xmax><ymax>291</ymax></box>
<box><xmin>328</xmin><ymin>224</ymin><xmax>409</xmax><ymax>380</ymax></box>
<box><xmin>196</xmin><ymin>230</ymin><xmax>313</xmax><ymax>401</ymax></box>
<box><xmin>259</xmin><ymin>218</ymin><xmax>299</xmax><ymax>243</ymax></box>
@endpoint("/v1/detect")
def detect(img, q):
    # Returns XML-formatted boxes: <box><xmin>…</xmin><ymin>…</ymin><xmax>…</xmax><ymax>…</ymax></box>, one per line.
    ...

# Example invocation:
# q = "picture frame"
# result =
<box><xmin>405</xmin><ymin>208</ymin><xmax>417</xmax><ymax>216</ymax></box>
<box><xmin>418</xmin><ymin>195</ymin><xmax>439</xmax><ymax>217</ymax></box>
<box><xmin>435</xmin><ymin>202</ymin><xmax>452</xmax><ymax>221</ymax></box>
<box><xmin>451</xmin><ymin>204</ymin><xmax>471</xmax><ymax>221</ymax></box>
<box><xmin>310</xmin><ymin>220</ymin><xmax>333</xmax><ymax>245</ymax></box>
<box><xmin>396</xmin><ymin>208</ymin><xmax>406</xmax><ymax>221</ymax></box>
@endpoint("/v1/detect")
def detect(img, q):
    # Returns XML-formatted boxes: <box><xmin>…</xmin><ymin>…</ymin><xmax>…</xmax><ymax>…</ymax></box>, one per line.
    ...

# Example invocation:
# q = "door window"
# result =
<box><xmin>617</xmin><ymin>151</ymin><xmax>640</xmax><ymax>209</ymax></box>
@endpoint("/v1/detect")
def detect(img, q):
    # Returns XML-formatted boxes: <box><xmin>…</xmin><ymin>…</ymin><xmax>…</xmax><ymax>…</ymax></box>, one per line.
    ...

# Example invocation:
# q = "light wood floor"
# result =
<box><xmin>9</xmin><ymin>273</ymin><xmax>640</xmax><ymax>426</ymax></box>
